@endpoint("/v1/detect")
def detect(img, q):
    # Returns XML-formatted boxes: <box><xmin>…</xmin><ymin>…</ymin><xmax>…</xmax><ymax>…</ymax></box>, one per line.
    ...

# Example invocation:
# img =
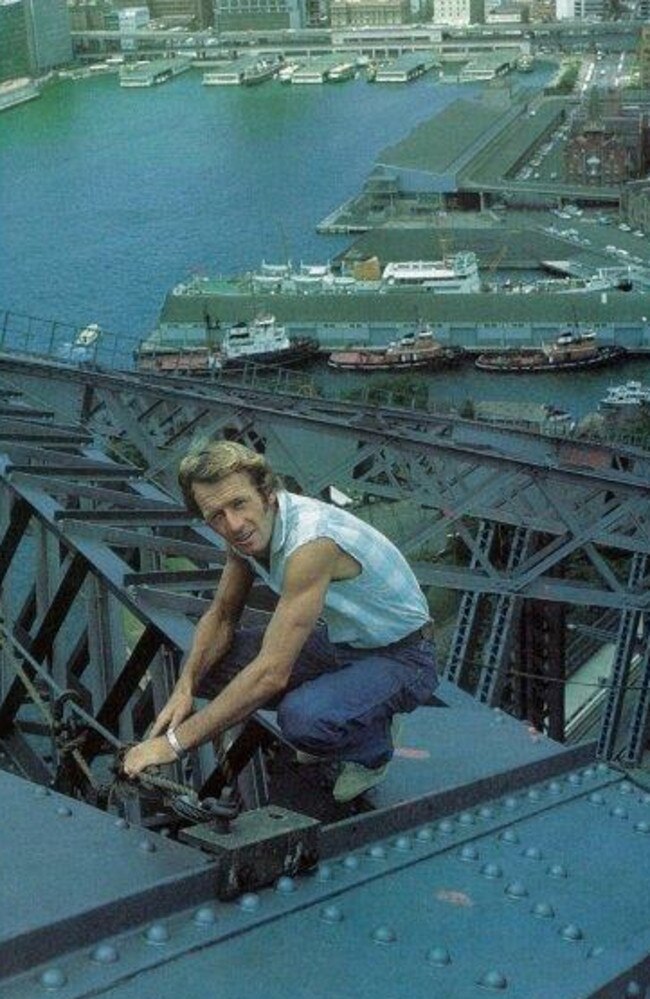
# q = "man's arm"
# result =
<box><xmin>123</xmin><ymin>539</ymin><xmax>338</xmax><ymax>776</ymax></box>
<box><xmin>149</xmin><ymin>551</ymin><xmax>254</xmax><ymax>738</ymax></box>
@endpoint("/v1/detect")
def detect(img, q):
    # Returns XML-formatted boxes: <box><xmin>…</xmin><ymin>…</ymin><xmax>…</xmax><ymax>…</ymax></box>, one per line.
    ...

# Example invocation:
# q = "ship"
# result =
<box><xmin>136</xmin><ymin>314</ymin><xmax>319</xmax><ymax>374</ymax></box>
<box><xmin>599</xmin><ymin>380</ymin><xmax>650</xmax><ymax>410</ymax></box>
<box><xmin>328</xmin><ymin>328</ymin><xmax>462</xmax><ymax>372</ymax></box>
<box><xmin>475</xmin><ymin>331</ymin><xmax>627</xmax><ymax>373</ymax></box>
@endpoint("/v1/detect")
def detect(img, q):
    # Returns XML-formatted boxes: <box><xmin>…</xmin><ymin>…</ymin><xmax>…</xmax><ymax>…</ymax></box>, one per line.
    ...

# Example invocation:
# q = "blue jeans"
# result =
<box><xmin>197</xmin><ymin>624</ymin><xmax>438</xmax><ymax>769</ymax></box>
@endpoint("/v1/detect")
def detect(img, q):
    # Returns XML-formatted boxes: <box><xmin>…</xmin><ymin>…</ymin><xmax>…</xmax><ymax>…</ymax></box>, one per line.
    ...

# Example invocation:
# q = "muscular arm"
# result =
<box><xmin>124</xmin><ymin>539</ymin><xmax>340</xmax><ymax>774</ymax></box>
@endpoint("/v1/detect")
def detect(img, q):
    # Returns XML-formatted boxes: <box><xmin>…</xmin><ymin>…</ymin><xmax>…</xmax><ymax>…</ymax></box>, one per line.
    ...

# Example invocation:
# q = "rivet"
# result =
<box><xmin>478</xmin><ymin>806</ymin><xmax>495</xmax><ymax>820</ymax></box>
<box><xmin>568</xmin><ymin>773</ymin><xmax>582</xmax><ymax>786</ymax></box>
<box><xmin>522</xmin><ymin>846</ymin><xmax>543</xmax><ymax>860</ymax></box>
<box><xmin>275</xmin><ymin>876</ymin><xmax>295</xmax><ymax>894</ymax></box>
<box><xmin>393</xmin><ymin>835</ymin><xmax>413</xmax><ymax>852</ymax></box>
<box><xmin>527</xmin><ymin>789</ymin><xmax>542</xmax><ymax>802</ymax></box>
<box><xmin>239</xmin><ymin>893</ymin><xmax>260</xmax><ymax>912</ymax></box>
<box><xmin>548</xmin><ymin>781</ymin><xmax>563</xmax><ymax>795</ymax></box>
<box><xmin>596</xmin><ymin>762</ymin><xmax>610</xmax><ymax>774</ymax></box>
<box><xmin>620</xmin><ymin>782</ymin><xmax>634</xmax><ymax>795</ymax></box>
<box><xmin>343</xmin><ymin>854</ymin><xmax>360</xmax><ymax>870</ymax></box>
<box><xmin>504</xmin><ymin>880</ymin><xmax>528</xmax><ymax>900</ymax></box>
<box><xmin>641</xmin><ymin>794</ymin><xmax>650</xmax><ymax>806</ymax></box>
<box><xmin>503</xmin><ymin>796</ymin><xmax>519</xmax><ymax>810</ymax></box>
<box><xmin>90</xmin><ymin>944</ymin><xmax>119</xmax><ymax>964</ymax></box>
<box><xmin>316</xmin><ymin>864</ymin><xmax>334</xmax><ymax>882</ymax></box>
<box><xmin>114</xmin><ymin>818</ymin><xmax>129</xmax><ymax>829</ymax></box>
<box><xmin>372</xmin><ymin>925</ymin><xmax>397</xmax><ymax>945</ymax></box>
<box><xmin>139</xmin><ymin>839</ymin><xmax>157</xmax><ymax>852</ymax></box>
<box><xmin>582</xmin><ymin>767</ymin><xmax>596</xmax><ymax>779</ymax></box>
<box><xmin>144</xmin><ymin>923</ymin><xmax>169</xmax><ymax>945</ymax></box>
<box><xmin>587</xmin><ymin>945</ymin><xmax>605</xmax><ymax>958</ymax></box>
<box><xmin>560</xmin><ymin>923</ymin><xmax>583</xmax><ymax>942</ymax></box>
<box><xmin>426</xmin><ymin>945</ymin><xmax>451</xmax><ymax>966</ymax></box>
<box><xmin>498</xmin><ymin>829</ymin><xmax>519</xmax><ymax>845</ymax></box>
<box><xmin>634</xmin><ymin>820</ymin><xmax>650</xmax><ymax>834</ymax></box>
<box><xmin>480</xmin><ymin>862</ymin><xmax>503</xmax><ymax>879</ymax></box>
<box><xmin>193</xmin><ymin>906</ymin><xmax>218</xmax><ymax>926</ymax></box>
<box><xmin>625</xmin><ymin>981</ymin><xmax>643</xmax><ymax>997</ymax></box>
<box><xmin>477</xmin><ymin>969</ymin><xmax>508</xmax><ymax>990</ymax></box>
<box><xmin>459</xmin><ymin>844</ymin><xmax>479</xmax><ymax>862</ymax></box>
<box><xmin>367</xmin><ymin>845</ymin><xmax>387</xmax><ymax>860</ymax></box>
<box><xmin>438</xmin><ymin>819</ymin><xmax>455</xmax><ymax>834</ymax></box>
<box><xmin>35</xmin><ymin>786</ymin><xmax>50</xmax><ymax>797</ymax></box>
<box><xmin>416</xmin><ymin>827</ymin><xmax>434</xmax><ymax>843</ymax></box>
<box><xmin>56</xmin><ymin>805</ymin><xmax>72</xmax><ymax>817</ymax></box>
<box><xmin>320</xmin><ymin>904</ymin><xmax>343</xmax><ymax>924</ymax></box>
<box><xmin>459</xmin><ymin>811</ymin><xmax>475</xmax><ymax>826</ymax></box>
<box><xmin>531</xmin><ymin>901</ymin><xmax>555</xmax><ymax>919</ymax></box>
<box><xmin>588</xmin><ymin>792</ymin><xmax>605</xmax><ymax>805</ymax></box>
<box><xmin>547</xmin><ymin>863</ymin><xmax>568</xmax><ymax>879</ymax></box>
<box><xmin>39</xmin><ymin>967</ymin><xmax>67</xmax><ymax>990</ymax></box>
<box><xmin>610</xmin><ymin>805</ymin><xmax>628</xmax><ymax>820</ymax></box>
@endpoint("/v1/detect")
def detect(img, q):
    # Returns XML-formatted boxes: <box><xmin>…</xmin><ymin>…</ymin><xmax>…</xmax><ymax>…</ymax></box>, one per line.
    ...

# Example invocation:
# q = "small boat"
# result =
<box><xmin>215</xmin><ymin>314</ymin><xmax>319</xmax><ymax>370</ymax></box>
<box><xmin>328</xmin><ymin>329</ymin><xmax>462</xmax><ymax>372</ymax></box>
<box><xmin>475</xmin><ymin>330</ymin><xmax>627</xmax><ymax>373</ymax></box>
<box><xmin>599</xmin><ymin>380</ymin><xmax>650</xmax><ymax>409</ymax></box>
<box><xmin>55</xmin><ymin>323</ymin><xmax>101</xmax><ymax>363</ymax></box>
<box><xmin>278</xmin><ymin>62</ymin><xmax>300</xmax><ymax>83</ymax></box>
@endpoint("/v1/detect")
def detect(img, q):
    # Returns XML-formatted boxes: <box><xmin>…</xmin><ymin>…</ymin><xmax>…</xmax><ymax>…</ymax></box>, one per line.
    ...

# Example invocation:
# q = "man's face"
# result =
<box><xmin>193</xmin><ymin>472</ymin><xmax>277</xmax><ymax>559</ymax></box>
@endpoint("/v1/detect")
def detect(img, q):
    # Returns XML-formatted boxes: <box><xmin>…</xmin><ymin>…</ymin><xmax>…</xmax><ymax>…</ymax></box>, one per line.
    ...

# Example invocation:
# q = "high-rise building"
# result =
<box><xmin>330</xmin><ymin>0</ymin><xmax>410</xmax><ymax>25</ymax></box>
<box><xmin>215</xmin><ymin>0</ymin><xmax>305</xmax><ymax>31</ymax></box>
<box><xmin>67</xmin><ymin>1</ymin><xmax>119</xmax><ymax>32</ymax></box>
<box><xmin>639</xmin><ymin>24</ymin><xmax>650</xmax><ymax>89</ymax></box>
<box><xmin>0</xmin><ymin>0</ymin><xmax>31</xmax><ymax>82</ymax></box>
<box><xmin>147</xmin><ymin>0</ymin><xmax>214</xmax><ymax>27</ymax></box>
<box><xmin>555</xmin><ymin>0</ymin><xmax>605</xmax><ymax>16</ymax></box>
<box><xmin>432</xmin><ymin>0</ymin><xmax>483</xmax><ymax>24</ymax></box>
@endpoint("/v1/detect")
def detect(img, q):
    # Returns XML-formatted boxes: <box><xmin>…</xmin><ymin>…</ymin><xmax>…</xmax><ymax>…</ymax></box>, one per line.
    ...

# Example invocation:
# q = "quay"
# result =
<box><xmin>202</xmin><ymin>55</ymin><xmax>282</xmax><ymax>85</ymax></box>
<box><xmin>0</xmin><ymin>78</ymin><xmax>39</xmax><ymax>113</ymax></box>
<box><xmin>373</xmin><ymin>53</ymin><xmax>440</xmax><ymax>83</ymax></box>
<box><xmin>118</xmin><ymin>56</ymin><xmax>191</xmax><ymax>87</ymax></box>
<box><xmin>292</xmin><ymin>54</ymin><xmax>357</xmax><ymax>84</ymax></box>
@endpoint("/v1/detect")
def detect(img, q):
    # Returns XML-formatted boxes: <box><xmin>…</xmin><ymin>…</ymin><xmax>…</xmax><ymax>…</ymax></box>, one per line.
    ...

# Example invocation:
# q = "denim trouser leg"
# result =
<box><xmin>197</xmin><ymin>625</ymin><xmax>438</xmax><ymax>770</ymax></box>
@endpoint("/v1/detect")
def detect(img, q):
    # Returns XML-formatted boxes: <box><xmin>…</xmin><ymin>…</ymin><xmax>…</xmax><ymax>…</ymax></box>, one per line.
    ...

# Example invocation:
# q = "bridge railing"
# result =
<box><xmin>0</xmin><ymin>308</ymin><xmax>141</xmax><ymax>371</ymax></box>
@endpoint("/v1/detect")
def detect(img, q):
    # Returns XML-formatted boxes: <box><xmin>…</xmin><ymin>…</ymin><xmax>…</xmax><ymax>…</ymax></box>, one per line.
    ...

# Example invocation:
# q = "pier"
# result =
<box><xmin>118</xmin><ymin>56</ymin><xmax>191</xmax><ymax>87</ymax></box>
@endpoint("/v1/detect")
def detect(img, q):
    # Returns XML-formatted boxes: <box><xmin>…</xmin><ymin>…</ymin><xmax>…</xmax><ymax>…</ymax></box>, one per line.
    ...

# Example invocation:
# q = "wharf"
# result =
<box><xmin>119</xmin><ymin>56</ymin><xmax>191</xmax><ymax>87</ymax></box>
<box><xmin>292</xmin><ymin>54</ymin><xmax>356</xmax><ymax>84</ymax></box>
<box><xmin>202</xmin><ymin>55</ymin><xmax>281</xmax><ymax>85</ymax></box>
<box><xmin>0</xmin><ymin>78</ymin><xmax>39</xmax><ymax>113</ymax></box>
<box><xmin>373</xmin><ymin>53</ymin><xmax>440</xmax><ymax>83</ymax></box>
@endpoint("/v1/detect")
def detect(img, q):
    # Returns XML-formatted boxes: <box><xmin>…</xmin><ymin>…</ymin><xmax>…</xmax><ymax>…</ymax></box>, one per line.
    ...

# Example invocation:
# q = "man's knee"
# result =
<box><xmin>277</xmin><ymin>687</ymin><xmax>332</xmax><ymax>746</ymax></box>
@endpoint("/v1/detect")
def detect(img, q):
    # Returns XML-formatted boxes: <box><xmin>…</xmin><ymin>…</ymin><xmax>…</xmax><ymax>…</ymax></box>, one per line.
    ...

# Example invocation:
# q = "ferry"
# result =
<box><xmin>327</xmin><ymin>62</ymin><xmax>356</xmax><ymax>83</ymax></box>
<box><xmin>599</xmin><ymin>380</ymin><xmax>650</xmax><ymax>410</ymax></box>
<box><xmin>475</xmin><ymin>331</ymin><xmax>627</xmax><ymax>373</ymax></box>
<box><xmin>328</xmin><ymin>328</ymin><xmax>462</xmax><ymax>372</ymax></box>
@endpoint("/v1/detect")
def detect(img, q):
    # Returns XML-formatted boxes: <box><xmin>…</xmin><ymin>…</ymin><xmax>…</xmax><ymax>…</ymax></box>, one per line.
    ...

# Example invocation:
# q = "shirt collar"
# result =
<box><xmin>270</xmin><ymin>489</ymin><xmax>288</xmax><ymax>557</ymax></box>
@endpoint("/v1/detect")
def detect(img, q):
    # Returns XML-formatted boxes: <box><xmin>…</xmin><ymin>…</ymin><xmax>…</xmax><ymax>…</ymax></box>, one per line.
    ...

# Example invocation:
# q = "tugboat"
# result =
<box><xmin>328</xmin><ymin>328</ymin><xmax>462</xmax><ymax>372</ymax></box>
<box><xmin>213</xmin><ymin>314</ymin><xmax>319</xmax><ymax>371</ymax></box>
<box><xmin>475</xmin><ymin>330</ymin><xmax>627</xmax><ymax>373</ymax></box>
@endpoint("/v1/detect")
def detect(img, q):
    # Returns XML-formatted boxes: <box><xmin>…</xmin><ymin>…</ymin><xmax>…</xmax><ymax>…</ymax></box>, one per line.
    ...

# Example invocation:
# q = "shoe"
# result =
<box><xmin>332</xmin><ymin>714</ymin><xmax>403</xmax><ymax>803</ymax></box>
<box><xmin>295</xmin><ymin>749</ymin><xmax>322</xmax><ymax>765</ymax></box>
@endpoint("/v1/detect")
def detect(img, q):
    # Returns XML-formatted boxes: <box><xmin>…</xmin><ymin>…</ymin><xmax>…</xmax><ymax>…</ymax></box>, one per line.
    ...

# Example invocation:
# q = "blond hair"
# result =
<box><xmin>178</xmin><ymin>440</ymin><xmax>280</xmax><ymax>516</ymax></box>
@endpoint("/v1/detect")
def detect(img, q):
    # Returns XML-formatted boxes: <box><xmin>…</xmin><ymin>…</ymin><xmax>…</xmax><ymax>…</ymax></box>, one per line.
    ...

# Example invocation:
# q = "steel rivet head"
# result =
<box><xmin>568</xmin><ymin>773</ymin><xmax>582</xmax><ymax>786</ymax></box>
<box><xmin>548</xmin><ymin>781</ymin><xmax>563</xmax><ymax>795</ymax></box>
<box><xmin>343</xmin><ymin>854</ymin><xmax>360</xmax><ymax>870</ymax></box>
<box><xmin>477</xmin><ymin>969</ymin><xmax>508</xmax><ymax>990</ymax></box>
<box><xmin>39</xmin><ymin>967</ymin><xmax>67</xmax><ymax>990</ymax></box>
<box><xmin>372</xmin><ymin>925</ymin><xmax>397</xmax><ymax>945</ymax></box>
<box><xmin>503</xmin><ymin>796</ymin><xmax>518</xmax><ymax>810</ymax></box>
<box><xmin>610</xmin><ymin>806</ymin><xmax>628</xmax><ymax>820</ymax></box>
<box><xmin>35</xmin><ymin>786</ymin><xmax>50</xmax><ymax>797</ymax></box>
<box><xmin>193</xmin><ymin>906</ymin><xmax>218</xmax><ymax>926</ymax></box>
<box><xmin>498</xmin><ymin>829</ymin><xmax>519</xmax><ymax>845</ymax></box>
<box><xmin>620</xmin><ymin>782</ymin><xmax>634</xmax><ymax>795</ymax></box>
<box><xmin>625</xmin><ymin>981</ymin><xmax>642</xmax><ymax>997</ymax></box>
<box><xmin>505</xmin><ymin>880</ymin><xmax>528</xmax><ymax>900</ymax></box>
<box><xmin>368</xmin><ymin>845</ymin><xmax>387</xmax><ymax>860</ymax></box>
<box><xmin>320</xmin><ymin>904</ymin><xmax>343</xmax><ymax>924</ymax></box>
<box><xmin>582</xmin><ymin>767</ymin><xmax>596</xmax><ymax>779</ymax></box>
<box><xmin>547</xmin><ymin>864</ymin><xmax>568</xmax><ymax>879</ymax></box>
<box><xmin>587</xmin><ymin>945</ymin><xmax>605</xmax><ymax>958</ymax></box>
<box><xmin>479</xmin><ymin>806</ymin><xmax>495</xmax><ymax>819</ymax></box>
<box><xmin>480</xmin><ymin>862</ymin><xmax>502</xmax><ymax>879</ymax></box>
<box><xmin>145</xmin><ymin>924</ymin><xmax>170</xmax><ymax>945</ymax></box>
<box><xmin>416</xmin><ymin>826</ymin><xmax>434</xmax><ymax>842</ymax></box>
<box><xmin>114</xmin><ymin>817</ymin><xmax>129</xmax><ymax>829</ymax></box>
<box><xmin>426</xmin><ymin>946</ymin><xmax>451</xmax><ymax>966</ymax></box>
<box><xmin>316</xmin><ymin>864</ymin><xmax>334</xmax><ymax>882</ymax></box>
<box><xmin>459</xmin><ymin>844</ymin><xmax>479</xmax><ymax>862</ymax></box>
<box><xmin>522</xmin><ymin>846</ymin><xmax>543</xmax><ymax>860</ymax></box>
<box><xmin>90</xmin><ymin>944</ymin><xmax>119</xmax><ymax>964</ymax></box>
<box><xmin>560</xmin><ymin>923</ymin><xmax>583</xmax><ymax>942</ymax></box>
<box><xmin>642</xmin><ymin>794</ymin><xmax>650</xmax><ymax>806</ymax></box>
<box><xmin>634</xmin><ymin>821</ymin><xmax>650</xmax><ymax>834</ymax></box>
<box><xmin>56</xmin><ymin>806</ymin><xmax>72</xmax><ymax>817</ymax></box>
<box><xmin>393</xmin><ymin>835</ymin><xmax>413</xmax><ymax>852</ymax></box>
<box><xmin>239</xmin><ymin>893</ymin><xmax>260</xmax><ymax>912</ymax></box>
<box><xmin>531</xmin><ymin>901</ymin><xmax>555</xmax><ymax>919</ymax></box>
<box><xmin>527</xmin><ymin>789</ymin><xmax>542</xmax><ymax>802</ymax></box>
<box><xmin>438</xmin><ymin>819</ymin><xmax>455</xmax><ymax>834</ymax></box>
<box><xmin>596</xmin><ymin>762</ymin><xmax>610</xmax><ymax>774</ymax></box>
<box><xmin>459</xmin><ymin>811</ymin><xmax>475</xmax><ymax>826</ymax></box>
<box><xmin>588</xmin><ymin>792</ymin><xmax>605</xmax><ymax>806</ymax></box>
<box><xmin>275</xmin><ymin>876</ymin><xmax>295</xmax><ymax>894</ymax></box>
<box><xmin>139</xmin><ymin>839</ymin><xmax>156</xmax><ymax>852</ymax></box>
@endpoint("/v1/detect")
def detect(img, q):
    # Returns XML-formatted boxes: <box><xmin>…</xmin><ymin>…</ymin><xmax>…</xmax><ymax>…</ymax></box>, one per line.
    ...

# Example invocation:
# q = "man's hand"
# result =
<box><xmin>150</xmin><ymin>687</ymin><xmax>194</xmax><ymax>739</ymax></box>
<box><xmin>122</xmin><ymin>736</ymin><xmax>177</xmax><ymax>778</ymax></box>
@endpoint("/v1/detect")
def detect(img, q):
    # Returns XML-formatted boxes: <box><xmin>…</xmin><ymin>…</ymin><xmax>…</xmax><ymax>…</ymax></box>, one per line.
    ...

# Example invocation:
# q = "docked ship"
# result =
<box><xmin>475</xmin><ymin>331</ymin><xmax>627</xmax><ymax>373</ymax></box>
<box><xmin>136</xmin><ymin>314</ymin><xmax>318</xmax><ymax>374</ymax></box>
<box><xmin>327</xmin><ymin>62</ymin><xmax>356</xmax><ymax>82</ymax></box>
<box><xmin>599</xmin><ymin>380</ymin><xmax>650</xmax><ymax>410</ymax></box>
<box><xmin>328</xmin><ymin>328</ymin><xmax>462</xmax><ymax>372</ymax></box>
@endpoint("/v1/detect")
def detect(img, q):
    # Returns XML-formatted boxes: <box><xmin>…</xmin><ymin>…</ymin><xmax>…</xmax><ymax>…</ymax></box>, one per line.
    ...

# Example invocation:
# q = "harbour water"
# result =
<box><xmin>1</xmin><ymin>66</ymin><xmax>649</xmax><ymax>420</ymax></box>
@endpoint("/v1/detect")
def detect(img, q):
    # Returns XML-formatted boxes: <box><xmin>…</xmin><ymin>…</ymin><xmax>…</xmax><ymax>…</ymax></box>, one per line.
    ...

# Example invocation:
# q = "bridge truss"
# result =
<box><xmin>0</xmin><ymin>354</ymin><xmax>648</xmax><ymax>806</ymax></box>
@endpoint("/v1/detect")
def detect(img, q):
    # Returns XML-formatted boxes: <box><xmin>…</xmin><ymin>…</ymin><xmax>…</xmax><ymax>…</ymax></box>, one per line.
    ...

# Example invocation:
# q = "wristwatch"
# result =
<box><xmin>166</xmin><ymin>726</ymin><xmax>189</xmax><ymax>761</ymax></box>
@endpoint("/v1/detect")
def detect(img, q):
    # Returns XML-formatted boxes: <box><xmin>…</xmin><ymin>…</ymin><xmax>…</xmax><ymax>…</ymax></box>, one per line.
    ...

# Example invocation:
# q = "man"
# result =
<box><xmin>123</xmin><ymin>440</ymin><xmax>437</xmax><ymax>802</ymax></box>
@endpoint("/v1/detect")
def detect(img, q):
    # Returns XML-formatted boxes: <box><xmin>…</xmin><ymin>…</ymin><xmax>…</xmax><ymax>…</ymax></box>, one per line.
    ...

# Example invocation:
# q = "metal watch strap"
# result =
<box><xmin>166</xmin><ymin>727</ymin><xmax>188</xmax><ymax>760</ymax></box>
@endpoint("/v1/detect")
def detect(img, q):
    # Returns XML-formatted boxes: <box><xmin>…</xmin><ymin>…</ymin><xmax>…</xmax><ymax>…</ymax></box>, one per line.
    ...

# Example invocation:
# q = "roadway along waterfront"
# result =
<box><xmin>1</xmin><ymin>65</ymin><xmax>649</xmax><ymax>420</ymax></box>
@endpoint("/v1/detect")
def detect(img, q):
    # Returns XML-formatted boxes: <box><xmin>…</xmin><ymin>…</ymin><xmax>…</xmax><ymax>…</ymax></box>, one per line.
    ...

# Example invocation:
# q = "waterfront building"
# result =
<box><xmin>147</xmin><ymin>0</ymin><xmax>214</xmax><ymax>27</ymax></box>
<box><xmin>215</xmin><ymin>0</ymin><xmax>305</xmax><ymax>30</ymax></box>
<box><xmin>621</xmin><ymin>180</ymin><xmax>650</xmax><ymax>235</ymax></box>
<box><xmin>330</xmin><ymin>0</ymin><xmax>410</xmax><ymax>27</ymax></box>
<box><xmin>67</xmin><ymin>0</ymin><xmax>119</xmax><ymax>31</ymax></box>
<box><xmin>0</xmin><ymin>0</ymin><xmax>30</xmax><ymax>83</ymax></box>
<box><xmin>432</xmin><ymin>0</ymin><xmax>484</xmax><ymax>26</ymax></box>
<box><xmin>485</xmin><ymin>4</ymin><xmax>523</xmax><ymax>22</ymax></box>
<box><xmin>565</xmin><ymin>98</ymin><xmax>648</xmax><ymax>187</ymax></box>
<box><xmin>555</xmin><ymin>0</ymin><xmax>606</xmax><ymax>17</ymax></box>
